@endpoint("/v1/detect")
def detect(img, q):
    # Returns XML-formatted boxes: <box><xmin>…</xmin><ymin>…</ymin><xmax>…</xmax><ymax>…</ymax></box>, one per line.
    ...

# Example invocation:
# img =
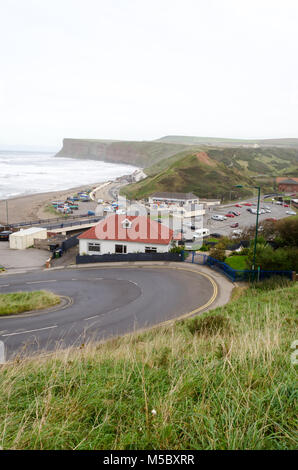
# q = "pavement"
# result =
<box><xmin>0</xmin><ymin>242</ymin><xmax>49</xmax><ymax>272</ymax></box>
<box><xmin>0</xmin><ymin>262</ymin><xmax>234</xmax><ymax>360</ymax></box>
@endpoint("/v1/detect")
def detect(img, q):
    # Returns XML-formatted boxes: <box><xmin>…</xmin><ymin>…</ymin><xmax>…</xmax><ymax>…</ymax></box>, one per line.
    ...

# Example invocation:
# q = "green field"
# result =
<box><xmin>0</xmin><ymin>283</ymin><xmax>297</xmax><ymax>449</ymax></box>
<box><xmin>0</xmin><ymin>291</ymin><xmax>60</xmax><ymax>316</ymax></box>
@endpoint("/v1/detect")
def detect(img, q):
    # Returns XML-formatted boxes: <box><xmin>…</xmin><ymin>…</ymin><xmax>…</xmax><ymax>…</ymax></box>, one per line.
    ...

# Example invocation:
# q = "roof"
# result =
<box><xmin>11</xmin><ymin>227</ymin><xmax>47</xmax><ymax>237</ymax></box>
<box><xmin>150</xmin><ymin>192</ymin><xmax>198</xmax><ymax>200</ymax></box>
<box><xmin>78</xmin><ymin>215</ymin><xmax>181</xmax><ymax>245</ymax></box>
<box><xmin>278</xmin><ymin>178</ymin><xmax>298</xmax><ymax>185</ymax></box>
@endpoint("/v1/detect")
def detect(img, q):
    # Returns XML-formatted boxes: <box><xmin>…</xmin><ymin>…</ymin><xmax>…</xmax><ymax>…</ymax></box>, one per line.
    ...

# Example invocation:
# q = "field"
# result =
<box><xmin>0</xmin><ymin>291</ymin><xmax>60</xmax><ymax>316</ymax></box>
<box><xmin>0</xmin><ymin>283</ymin><xmax>297</xmax><ymax>449</ymax></box>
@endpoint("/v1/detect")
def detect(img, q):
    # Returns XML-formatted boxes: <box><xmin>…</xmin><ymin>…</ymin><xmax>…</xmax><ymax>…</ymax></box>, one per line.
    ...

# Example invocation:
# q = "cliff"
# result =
<box><xmin>55</xmin><ymin>138</ymin><xmax>190</xmax><ymax>167</ymax></box>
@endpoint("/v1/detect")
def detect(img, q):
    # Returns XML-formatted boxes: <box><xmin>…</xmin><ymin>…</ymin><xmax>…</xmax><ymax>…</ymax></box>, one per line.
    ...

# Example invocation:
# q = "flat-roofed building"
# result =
<box><xmin>148</xmin><ymin>192</ymin><xmax>199</xmax><ymax>206</ymax></box>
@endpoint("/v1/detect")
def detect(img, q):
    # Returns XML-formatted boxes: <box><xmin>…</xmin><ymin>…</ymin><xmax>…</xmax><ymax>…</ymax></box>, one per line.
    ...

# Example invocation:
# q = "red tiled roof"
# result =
<box><xmin>78</xmin><ymin>215</ymin><xmax>181</xmax><ymax>245</ymax></box>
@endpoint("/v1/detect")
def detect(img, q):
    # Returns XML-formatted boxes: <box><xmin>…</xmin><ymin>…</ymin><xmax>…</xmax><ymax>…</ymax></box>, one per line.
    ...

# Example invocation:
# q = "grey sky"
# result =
<box><xmin>0</xmin><ymin>0</ymin><xmax>297</xmax><ymax>148</ymax></box>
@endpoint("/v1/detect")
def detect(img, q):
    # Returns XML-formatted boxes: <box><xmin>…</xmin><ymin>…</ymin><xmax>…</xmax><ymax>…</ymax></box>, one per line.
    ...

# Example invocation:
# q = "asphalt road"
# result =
<box><xmin>0</xmin><ymin>266</ymin><xmax>216</xmax><ymax>360</ymax></box>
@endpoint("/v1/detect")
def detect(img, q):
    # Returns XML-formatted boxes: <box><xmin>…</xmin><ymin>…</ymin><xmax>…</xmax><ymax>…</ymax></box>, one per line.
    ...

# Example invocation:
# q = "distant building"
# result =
<box><xmin>78</xmin><ymin>214</ymin><xmax>181</xmax><ymax>255</ymax></box>
<box><xmin>277</xmin><ymin>178</ymin><xmax>298</xmax><ymax>193</ymax></box>
<box><xmin>148</xmin><ymin>192</ymin><xmax>199</xmax><ymax>206</ymax></box>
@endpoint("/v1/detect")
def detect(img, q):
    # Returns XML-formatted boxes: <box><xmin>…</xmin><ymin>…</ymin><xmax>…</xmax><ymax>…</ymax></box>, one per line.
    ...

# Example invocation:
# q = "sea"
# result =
<box><xmin>0</xmin><ymin>150</ymin><xmax>137</xmax><ymax>199</ymax></box>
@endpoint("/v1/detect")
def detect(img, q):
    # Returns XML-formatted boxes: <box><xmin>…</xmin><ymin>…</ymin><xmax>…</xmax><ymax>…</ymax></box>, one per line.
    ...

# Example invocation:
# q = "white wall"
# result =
<box><xmin>79</xmin><ymin>239</ymin><xmax>171</xmax><ymax>255</ymax></box>
<box><xmin>9</xmin><ymin>229</ymin><xmax>47</xmax><ymax>250</ymax></box>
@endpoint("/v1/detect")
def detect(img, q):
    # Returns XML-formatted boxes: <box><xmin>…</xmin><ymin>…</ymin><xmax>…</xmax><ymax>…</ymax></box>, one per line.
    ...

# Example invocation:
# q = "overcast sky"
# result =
<box><xmin>0</xmin><ymin>0</ymin><xmax>297</xmax><ymax>148</ymax></box>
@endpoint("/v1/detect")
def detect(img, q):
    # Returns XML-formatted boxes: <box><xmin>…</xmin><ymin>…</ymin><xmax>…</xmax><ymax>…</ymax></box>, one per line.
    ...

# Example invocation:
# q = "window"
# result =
<box><xmin>88</xmin><ymin>242</ymin><xmax>100</xmax><ymax>253</ymax></box>
<box><xmin>122</xmin><ymin>219</ymin><xmax>132</xmax><ymax>229</ymax></box>
<box><xmin>145</xmin><ymin>246</ymin><xmax>157</xmax><ymax>253</ymax></box>
<box><xmin>115</xmin><ymin>244</ymin><xmax>127</xmax><ymax>253</ymax></box>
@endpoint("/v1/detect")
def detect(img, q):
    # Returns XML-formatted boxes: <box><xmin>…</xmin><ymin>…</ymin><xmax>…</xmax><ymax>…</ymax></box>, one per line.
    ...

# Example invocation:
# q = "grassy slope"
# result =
<box><xmin>0</xmin><ymin>284</ymin><xmax>297</xmax><ymax>449</ymax></box>
<box><xmin>0</xmin><ymin>291</ymin><xmax>60</xmax><ymax>315</ymax></box>
<box><xmin>122</xmin><ymin>147</ymin><xmax>298</xmax><ymax>200</ymax></box>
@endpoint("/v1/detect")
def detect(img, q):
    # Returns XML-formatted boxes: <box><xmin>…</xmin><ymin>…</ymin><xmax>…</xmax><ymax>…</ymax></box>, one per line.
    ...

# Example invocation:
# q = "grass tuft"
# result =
<box><xmin>0</xmin><ymin>290</ymin><xmax>60</xmax><ymax>316</ymax></box>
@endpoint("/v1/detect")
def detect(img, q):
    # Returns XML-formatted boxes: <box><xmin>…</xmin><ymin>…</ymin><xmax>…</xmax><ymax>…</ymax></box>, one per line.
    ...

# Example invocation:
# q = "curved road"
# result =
<box><xmin>0</xmin><ymin>266</ymin><xmax>217</xmax><ymax>359</ymax></box>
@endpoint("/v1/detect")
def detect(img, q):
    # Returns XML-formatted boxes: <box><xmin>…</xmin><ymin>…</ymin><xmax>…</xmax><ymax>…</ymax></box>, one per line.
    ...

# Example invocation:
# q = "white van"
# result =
<box><xmin>211</xmin><ymin>214</ymin><xmax>226</xmax><ymax>221</ymax></box>
<box><xmin>194</xmin><ymin>228</ymin><xmax>210</xmax><ymax>237</ymax></box>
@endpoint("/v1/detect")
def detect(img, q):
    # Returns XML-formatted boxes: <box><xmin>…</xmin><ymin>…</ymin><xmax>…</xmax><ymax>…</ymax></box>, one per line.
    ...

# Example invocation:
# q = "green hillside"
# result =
<box><xmin>156</xmin><ymin>135</ymin><xmax>298</xmax><ymax>148</ymax></box>
<box><xmin>0</xmin><ymin>283</ymin><xmax>296</xmax><ymax>449</ymax></box>
<box><xmin>122</xmin><ymin>147</ymin><xmax>298</xmax><ymax>200</ymax></box>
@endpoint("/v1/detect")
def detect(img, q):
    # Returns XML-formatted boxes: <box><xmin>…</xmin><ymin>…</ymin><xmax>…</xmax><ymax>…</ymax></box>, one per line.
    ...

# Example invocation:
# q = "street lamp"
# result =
<box><xmin>234</xmin><ymin>185</ymin><xmax>261</xmax><ymax>273</ymax></box>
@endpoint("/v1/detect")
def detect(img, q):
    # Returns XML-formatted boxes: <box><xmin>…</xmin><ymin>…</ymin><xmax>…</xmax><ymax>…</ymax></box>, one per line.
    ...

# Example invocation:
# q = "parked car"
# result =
<box><xmin>265</xmin><ymin>209</ymin><xmax>271</xmax><ymax>213</ymax></box>
<box><xmin>230</xmin><ymin>223</ymin><xmax>239</xmax><ymax>228</ymax></box>
<box><xmin>243</xmin><ymin>203</ymin><xmax>252</xmax><ymax>206</ymax></box>
<box><xmin>275</xmin><ymin>201</ymin><xmax>282</xmax><ymax>205</ymax></box>
<box><xmin>283</xmin><ymin>204</ymin><xmax>290</xmax><ymax>207</ymax></box>
<box><xmin>210</xmin><ymin>233</ymin><xmax>222</xmax><ymax>238</ymax></box>
<box><xmin>286</xmin><ymin>210</ymin><xmax>296</xmax><ymax>215</ymax></box>
<box><xmin>211</xmin><ymin>214</ymin><xmax>227</xmax><ymax>221</ymax></box>
<box><xmin>230</xmin><ymin>211</ymin><xmax>240</xmax><ymax>216</ymax></box>
<box><xmin>0</xmin><ymin>230</ymin><xmax>13</xmax><ymax>241</ymax></box>
<box><xmin>87</xmin><ymin>210</ymin><xmax>95</xmax><ymax>216</ymax></box>
<box><xmin>225</xmin><ymin>213</ymin><xmax>235</xmax><ymax>218</ymax></box>
<box><xmin>194</xmin><ymin>228</ymin><xmax>210</xmax><ymax>237</ymax></box>
<box><xmin>235</xmin><ymin>204</ymin><xmax>242</xmax><ymax>208</ymax></box>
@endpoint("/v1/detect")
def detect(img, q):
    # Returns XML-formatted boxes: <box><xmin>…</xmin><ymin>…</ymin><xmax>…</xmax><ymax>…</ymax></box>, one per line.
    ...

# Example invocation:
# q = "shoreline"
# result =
<box><xmin>0</xmin><ymin>180</ymin><xmax>124</xmax><ymax>225</ymax></box>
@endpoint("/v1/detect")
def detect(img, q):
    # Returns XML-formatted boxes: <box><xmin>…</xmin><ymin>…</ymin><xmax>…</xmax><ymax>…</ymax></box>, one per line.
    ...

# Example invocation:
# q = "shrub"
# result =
<box><xmin>209</xmin><ymin>246</ymin><xmax>226</xmax><ymax>262</ymax></box>
<box><xmin>185</xmin><ymin>314</ymin><xmax>231</xmax><ymax>336</ymax></box>
<box><xmin>251</xmin><ymin>276</ymin><xmax>292</xmax><ymax>291</ymax></box>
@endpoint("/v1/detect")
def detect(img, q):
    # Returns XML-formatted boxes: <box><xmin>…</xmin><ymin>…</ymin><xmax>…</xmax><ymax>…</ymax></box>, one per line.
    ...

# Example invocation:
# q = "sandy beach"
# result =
<box><xmin>0</xmin><ymin>180</ymin><xmax>122</xmax><ymax>225</ymax></box>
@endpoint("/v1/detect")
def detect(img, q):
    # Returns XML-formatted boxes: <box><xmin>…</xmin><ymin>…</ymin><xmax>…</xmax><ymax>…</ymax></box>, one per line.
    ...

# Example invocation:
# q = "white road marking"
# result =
<box><xmin>129</xmin><ymin>280</ymin><xmax>138</xmax><ymax>286</ymax></box>
<box><xmin>71</xmin><ymin>279</ymin><xmax>77</xmax><ymax>281</ymax></box>
<box><xmin>0</xmin><ymin>341</ymin><xmax>5</xmax><ymax>364</ymax></box>
<box><xmin>84</xmin><ymin>315</ymin><xmax>99</xmax><ymax>320</ymax></box>
<box><xmin>26</xmin><ymin>280</ymin><xmax>57</xmax><ymax>285</ymax></box>
<box><xmin>0</xmin><ymin>284</ymin><xmax>10</xmax><ymax>288</ymax></box>
<box><xmin>2</xmin><ymin>325</ymin><xmax>58</xmax><ymax>337</ymax></box>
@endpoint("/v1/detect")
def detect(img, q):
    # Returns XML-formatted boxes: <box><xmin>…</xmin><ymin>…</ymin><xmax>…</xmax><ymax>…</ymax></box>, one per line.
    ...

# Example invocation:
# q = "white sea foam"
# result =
<box><xmin>0</xmin><ymin>150</ymin><xmax>137</xmax><ymax>199</ymax></box>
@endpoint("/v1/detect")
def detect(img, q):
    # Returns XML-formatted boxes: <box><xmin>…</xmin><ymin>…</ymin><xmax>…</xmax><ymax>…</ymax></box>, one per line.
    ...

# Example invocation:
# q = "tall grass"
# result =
<box><xmin>0</xmin><ymin>284</ymin><xmax>297</xmax><ymax>449</ymax></box>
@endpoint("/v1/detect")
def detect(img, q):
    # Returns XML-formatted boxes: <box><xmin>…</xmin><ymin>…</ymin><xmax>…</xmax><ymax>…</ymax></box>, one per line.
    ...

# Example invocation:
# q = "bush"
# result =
<box><xmin>209</xmin><ymin>246</ymin><xmax>226</xmax><ymax>262</ymax></box>
<box><xmin>199</xmin><ymin>244</ymin><xmax>209</xmax><ymax>252</ymax></box>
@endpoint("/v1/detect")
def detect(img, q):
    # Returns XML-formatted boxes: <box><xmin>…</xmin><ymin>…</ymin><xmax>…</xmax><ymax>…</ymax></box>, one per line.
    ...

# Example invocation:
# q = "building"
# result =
<box><xmin>9</xmin><ymin>227</ymin><xmax>47</xmax><ymax>250</ymax></box>
<box><xmin>148</xmin><ymin>192</ymin><xmax>199</xmax><ymax>206</ymax></box>
<box><xmin>277</xmin><ymin>178</ymin><xmax>298</xmax><ymax>193</ymax></box>
<box><xmin>78</xmin><ymin>214</ymin><xmax>181</xmax><ymax>255</ymax></box>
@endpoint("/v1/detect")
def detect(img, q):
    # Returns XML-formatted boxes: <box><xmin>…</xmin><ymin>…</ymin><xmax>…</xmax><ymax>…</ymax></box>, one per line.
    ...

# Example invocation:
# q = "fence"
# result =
<box><xmin>76</xmin><ymin>252</ymin><xmax>184</xmax><ymax>264</ymax></box>
<box><xmin>61</xmin><ymin>233</ymin><xmax>81</xmax><ymax>253</ymax></box>
<box><xmin>9</xmin><ymin>214</ymin><xmax>102</xmax><ymax>229</ymax></box>
<box><xmin>187</xmin><ymin>252</ymin><xmax>293</xmax><ymax>282</ymax></box>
